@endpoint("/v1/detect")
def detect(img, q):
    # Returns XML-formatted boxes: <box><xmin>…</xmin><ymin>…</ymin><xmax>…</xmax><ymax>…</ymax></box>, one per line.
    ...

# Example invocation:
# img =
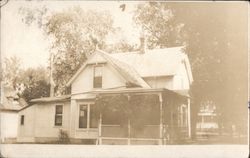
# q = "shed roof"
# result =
<box><xmin>30</xmin><ymin>95</ymin><xmax>71</xmax><ymax>103</ymax></box>
<box><xmin>91</xmin><ymin>88</ymin><xmax>189</xmax><ymax>98</ymax></box>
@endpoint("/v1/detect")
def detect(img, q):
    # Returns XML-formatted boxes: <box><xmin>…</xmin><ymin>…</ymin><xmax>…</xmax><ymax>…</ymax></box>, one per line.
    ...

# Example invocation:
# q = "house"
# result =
<box><xmin>17</xmin><ymin>45</ymin><xmax>193</xmax><ymax>145</ymax></box>
<box><xmin>196</xmin><ymin>100</ymin><xmax>219</xmax><ymax>136</ymax></box>
<box><xmin>0</xmin><ymin>85</ymin><xmax>27</xmax><ymax>143</ymax></box>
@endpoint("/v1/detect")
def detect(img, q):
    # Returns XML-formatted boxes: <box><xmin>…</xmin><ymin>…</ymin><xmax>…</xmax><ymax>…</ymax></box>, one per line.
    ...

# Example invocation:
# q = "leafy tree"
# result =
<box><xmin>19</xmin><ymin>6</ymin><xmax>115</xmax><ymax>94</ymax></box>
<box><xmin>2</xmin><ymin>56</ymin><xmax>22</xmax><ymax>89</ymax></box>
<box><xmin>134</xmin><ymin>2</ymin><xmax>183</xmax><ymax>49</ymax></box>
<box><xmin>104</xmin><ymin>39</ymin><xmax>138</xmax><ymax>53</ymax></box>
<box><xmin>21</xmin><ymin>80</ymin><xmax>50</xmax><ymax>103</ymax></box>
<box><xmin>19</xmin><ymin>5</ymin><xmax>48</xmax><ymax>28</ymax></box>
<box><xmin>45</xmin><ymin>7</ymin><xmax>114</xmax><ymax>94</ymax></box>
<box><xmin>134</xmin><ymin>2</ymin><xmax>248</xmax><ymax>138</ymax></box>
<box><xmin>20</xmin><ymin>67</ymin><xmax>50</xmax><ymax>103</ymax></box>
<box><xmin>2</xmin><ymin>57</ymin><xmax>50</xmax><ymax>103</ymax></box>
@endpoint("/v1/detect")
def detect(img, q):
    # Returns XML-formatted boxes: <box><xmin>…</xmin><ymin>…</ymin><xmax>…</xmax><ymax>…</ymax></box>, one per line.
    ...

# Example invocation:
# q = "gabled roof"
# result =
<box><xmin>110</xmin><ymin>47</ymin><xmax>192</xmax><ymax>79</ymax></box>
<box><xmin>96</xmin><ymin>49</ymin><xmax>150</xmax><ymax>88</ymax></box>
<box><xmin>66</xmin><ymin>46</ymin><xmax>193</xmax><ymax>86</ymax></box>
<box><xmin>66</xmin><ymin>49</ymin><xmax>150</xmax><ymax>88</ymax></box>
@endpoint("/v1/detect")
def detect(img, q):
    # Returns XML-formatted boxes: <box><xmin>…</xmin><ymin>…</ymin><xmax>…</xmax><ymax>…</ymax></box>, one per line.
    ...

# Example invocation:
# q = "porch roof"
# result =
<box><xmin>30</xmin><ymin>95</ymin><xmax>71</xmax><ymax>103</ymax></box>
<box><xmin>90</xmin><ymin>88</ymin><xmax>189</xmax><ymax>98</ymax></box>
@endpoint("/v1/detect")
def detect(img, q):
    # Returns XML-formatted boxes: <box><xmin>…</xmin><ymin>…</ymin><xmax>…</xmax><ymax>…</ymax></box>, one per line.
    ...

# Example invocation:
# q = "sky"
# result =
<box><xmin>1</xmin><ymin>1</ymin><xmax>141</xmax><ymax>69</ymax></box>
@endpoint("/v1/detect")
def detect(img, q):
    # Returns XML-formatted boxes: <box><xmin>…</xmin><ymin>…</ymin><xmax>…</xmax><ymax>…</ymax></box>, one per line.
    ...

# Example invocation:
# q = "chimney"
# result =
<box><xmin>139</xmin><ymin>32</ymin><xmax>146</xmax><ymax>54</ymax></box>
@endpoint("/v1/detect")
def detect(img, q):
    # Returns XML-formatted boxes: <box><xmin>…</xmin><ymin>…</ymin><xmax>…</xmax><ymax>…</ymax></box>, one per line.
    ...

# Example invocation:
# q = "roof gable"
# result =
<box><xmin>66</xmin><ymin>50</ymin><xmax>150</xmax><ymax>88</ymax></box>
<box><xmin>97</xmin><ymin>50</ymin><xmax>150</xmax><ymax>88</ymax></box>
<box><xmin>66</xmin><ymin>46</ymin><xmax>193</xmax><ymax>87</ymax></box>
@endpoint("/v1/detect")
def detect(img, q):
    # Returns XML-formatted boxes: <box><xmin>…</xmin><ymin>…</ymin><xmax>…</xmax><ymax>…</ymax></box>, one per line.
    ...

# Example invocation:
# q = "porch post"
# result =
<box><xmin>187</xmin><ymin>98</ymin><xmax>191</xmax><ymax>138</ymax></box>
<box><xmin>98</xmin><ymin>113</ymin><xmax>102</xmax><ymax>145</ymax></box>
<box><xmin>128</xmin><ymin>119</ymin><xmax>131</xmax><ymax>145</ymax></box>
<box><xmin>127</xmin><ymin>95</ymin><xmax>131</xmax><ymax>145</ymax></box>
<box><xmin>159</xmin><ymin>93</ymin><xmax>163</xmax><ymax>145</ymax></box>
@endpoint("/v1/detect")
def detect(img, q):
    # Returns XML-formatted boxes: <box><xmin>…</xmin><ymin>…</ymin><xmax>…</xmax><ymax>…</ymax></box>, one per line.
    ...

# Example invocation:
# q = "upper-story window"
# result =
<box><xmin>20</xmin><ymin>115</ymin><xmax>25</xmax><ymax>125</ymax></box>
<box><xmin>93</xmin><ymin>66</ymin><xmax>102</xmax><ymax>88</ymax></box>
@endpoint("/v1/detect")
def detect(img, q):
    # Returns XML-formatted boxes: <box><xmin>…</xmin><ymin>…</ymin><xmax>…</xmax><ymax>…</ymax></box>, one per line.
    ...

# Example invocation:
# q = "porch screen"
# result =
<box><xmin>79</xmin><ymin>104</ymin><xmax>88</xmax><ymax>128</ymax></box>
<box><xmin>55</xmin><ymin>105</ymin><xmax>63</xmax><ymax>126</ymax></box>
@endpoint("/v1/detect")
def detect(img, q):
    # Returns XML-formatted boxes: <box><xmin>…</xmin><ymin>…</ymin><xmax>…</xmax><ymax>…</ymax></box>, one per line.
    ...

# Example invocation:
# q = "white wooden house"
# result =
<box><xmin>17</xmin><ymin>46</ymin><xmax>193</xmax><ymax>145</ymax></box>
<box><xmin>0</xmin><ymin>85</ymin><xmax>27</xmax><ymax>143</ymax></box>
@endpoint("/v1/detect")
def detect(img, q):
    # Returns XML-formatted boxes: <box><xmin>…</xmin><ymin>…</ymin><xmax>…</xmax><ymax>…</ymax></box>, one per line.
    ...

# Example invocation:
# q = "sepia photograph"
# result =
<box><xmin>0</xmin><ymin>0</ymin><xmax>248</xmax><ymax>157</ymax></box>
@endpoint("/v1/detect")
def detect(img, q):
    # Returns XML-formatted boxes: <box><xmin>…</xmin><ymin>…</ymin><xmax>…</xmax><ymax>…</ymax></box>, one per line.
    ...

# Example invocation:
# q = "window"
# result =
<box><xmin>20</xmin><ymin>115</ymin><xmax>24</xmax><ymax>125</ymax></box>
<box><xmin>78</xmin><ymin>103</ymin><xmax>98</xmax><ymax>129</ymax></box>
<box><xmin>55</xmin><ymin>105</ymin><xmax>63</xmax><ymax>126</ymax></box>
<box><xmin>93</xmin><ymin>66</ymin><xmax>102</xmax><ymax>88</ymax></box>
<box><xmin>79</xmin><ymin>105</ymin><xmax>88</xmax><ymax>128</ymax></box>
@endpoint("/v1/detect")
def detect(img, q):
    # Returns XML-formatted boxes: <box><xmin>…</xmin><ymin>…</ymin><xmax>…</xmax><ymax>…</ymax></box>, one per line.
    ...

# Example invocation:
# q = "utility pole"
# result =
<box><xmin>50</xmin><ymin>53</ymin><xmax>55</xmax><ymax>97</ymax></box>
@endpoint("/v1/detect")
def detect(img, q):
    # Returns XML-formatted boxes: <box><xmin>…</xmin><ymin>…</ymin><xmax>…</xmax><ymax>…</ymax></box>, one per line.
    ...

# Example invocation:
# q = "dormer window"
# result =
<box><xmin>93</xmin><ymin>65</ymin><xmax>102</xmax><ymax>88</ymax></box>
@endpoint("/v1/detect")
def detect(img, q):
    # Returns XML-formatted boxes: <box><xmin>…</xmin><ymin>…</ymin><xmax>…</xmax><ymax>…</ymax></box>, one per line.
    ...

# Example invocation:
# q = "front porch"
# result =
<box><xmin>91</xmin><ymin>88</ymin><xmax>191</xmax><ymax>145</ymax></box>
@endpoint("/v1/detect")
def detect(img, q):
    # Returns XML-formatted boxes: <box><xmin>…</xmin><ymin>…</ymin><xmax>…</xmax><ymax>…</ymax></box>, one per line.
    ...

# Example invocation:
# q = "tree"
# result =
<box><xmin>45</xmin><ymin>7</ymin><xmax>114</xmax><ymax>94</ymax></box>
<box><xmin>134</xmin><ymin>2</ymin><xmax>248</xmax><ymax>138</ymax></box>
<box><xmin>2</xmin><ymin>56</ymin><xmax>22</xmax><ymax>89</ymax></box>
<box><xmin>19</xmin><ymin>6</ymin><xmax>115</xmax><ymax>94</ymax></box>
<box><xmin>2</xmin><ymin>56</ymin><xmax>50</xmax><ymax>103</ymax></box>
<box><xmin>21</xmin><ymin>80</ymin><xmax>50</xmax><ymax>103</ymax></box>
<box><xmin>134</xmin><ymin>2</ymin><xmax>183</xmax><ymax>49</ymax></box>
<box><xmin>19</xmin><ymin>66</ymin><xmax>50</xmax><ymax>103</ymax></box>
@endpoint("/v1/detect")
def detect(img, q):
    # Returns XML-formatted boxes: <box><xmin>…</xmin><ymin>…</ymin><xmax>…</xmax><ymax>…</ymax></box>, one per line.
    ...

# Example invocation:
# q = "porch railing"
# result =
<box><xmin>98</xmin><ymin>124</ymin><xmax>188</xmax><ymax>145</ymax></box>
<box><xmin>99</xmin><ymin>124</ymin><xmax>162</xmax><ymax>145</ymax></box>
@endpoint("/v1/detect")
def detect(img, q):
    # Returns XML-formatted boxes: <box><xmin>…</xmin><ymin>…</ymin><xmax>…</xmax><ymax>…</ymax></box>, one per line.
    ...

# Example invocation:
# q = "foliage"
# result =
<box><xmin>2</xmin><ymin>57</ymin><xmax>50</xmax><ymax>103</ymax></box>
<box><xmin>18</xmin><ymin>67</ymin><xmax>50</xmax><ymax>103</ymax></box>
<box><xmin>19</xmin><ymin>5</ymin><xmax>48</xmax><ymax>28</ymax></box>
<box><xmin>21</xmin><ymin>80</ymin><xmax>50</xmax><ymax>103</ymax></box>
<box><xmin>104</xmin><ymin>39</ymin><xmax>138</xmax><ymax>53</ymax></box>
<box><xmin>58</xmin><ymin>129</ymin><xmax>70</xmax><ymax>144</ymax></box>
<box><xmin>2</xmin><ymin>56</ymin><xmax>22</xmax><ymax>89</ymax></box>
<box><xmin>47</xmin><ymin>8</ymin><xmax>115</xmax><ymax>94</ymax></box>
<box><xmin>19</xmin><ymin>6</ymin><xmax>115</xmax><ymax>94</ymax></box>
<box><xmin>134</xmin><ymin>2</ymin><xmax>248</xmax><ymax>136</ymax></box>
<box><xmin>134</xmin><ymin>2</ymin><xmax>183</xmax><ymax>49</ymax></box>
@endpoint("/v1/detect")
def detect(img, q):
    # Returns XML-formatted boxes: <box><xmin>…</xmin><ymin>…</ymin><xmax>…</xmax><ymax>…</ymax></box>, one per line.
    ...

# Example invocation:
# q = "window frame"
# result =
<box><xmin>93</xmin><ymin>65</ymin><xmax>103</xmax><ymax>88</ymax></box>
<box><xmin>78</xmin><ymin>104</ymin><xmax>88</xmax><ymax>128</ymax></box>
<box><xmin>54</xmin><ymin>105</ymin><xmax>63</xmax><ymax>126</ymax></box>
<box><xmin>20</xmin><ymin>115</ymin><xmax>24</xmax><ymax>125</ymax></box>
<box><xmin>77</xmin><ymin>102</ymin><xmax>98</xmax><ymax>130</ymax></box>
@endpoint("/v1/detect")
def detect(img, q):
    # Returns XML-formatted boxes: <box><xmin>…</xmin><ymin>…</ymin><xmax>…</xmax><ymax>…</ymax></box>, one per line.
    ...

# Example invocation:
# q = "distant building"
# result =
<box><xmin>0</xmin><ymin>85</ymin><xmax>27</xmax><ymax>143</ymax></box>
<box><xmin>17</xmin><ymin>46</ymin><xmax>193</xmax><ymax>145</ymax></box>
<box><xmin>196</xmin><ymin>100</ymin><xmax>218</xmax><ymax>134</ymax></box>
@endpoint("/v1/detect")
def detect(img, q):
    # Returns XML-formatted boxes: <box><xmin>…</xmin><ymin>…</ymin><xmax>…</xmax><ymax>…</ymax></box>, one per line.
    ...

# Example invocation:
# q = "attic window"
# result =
<box><xmin>93</xmin><ymin>66</ymin><xmax>102</xmax><ymax>88</ymax></box>
<box><xmin>20</xmin><ymin>115</ymin><xmax>24</xmax><ymax>125</ymax></box>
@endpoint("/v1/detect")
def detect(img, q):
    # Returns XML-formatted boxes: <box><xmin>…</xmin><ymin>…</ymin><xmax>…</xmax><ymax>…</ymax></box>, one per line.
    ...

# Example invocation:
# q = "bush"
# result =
<box><xmin>58</xmin><ymin>129</ymin><xmax>70</xmax><ymax>144</ymax></box>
